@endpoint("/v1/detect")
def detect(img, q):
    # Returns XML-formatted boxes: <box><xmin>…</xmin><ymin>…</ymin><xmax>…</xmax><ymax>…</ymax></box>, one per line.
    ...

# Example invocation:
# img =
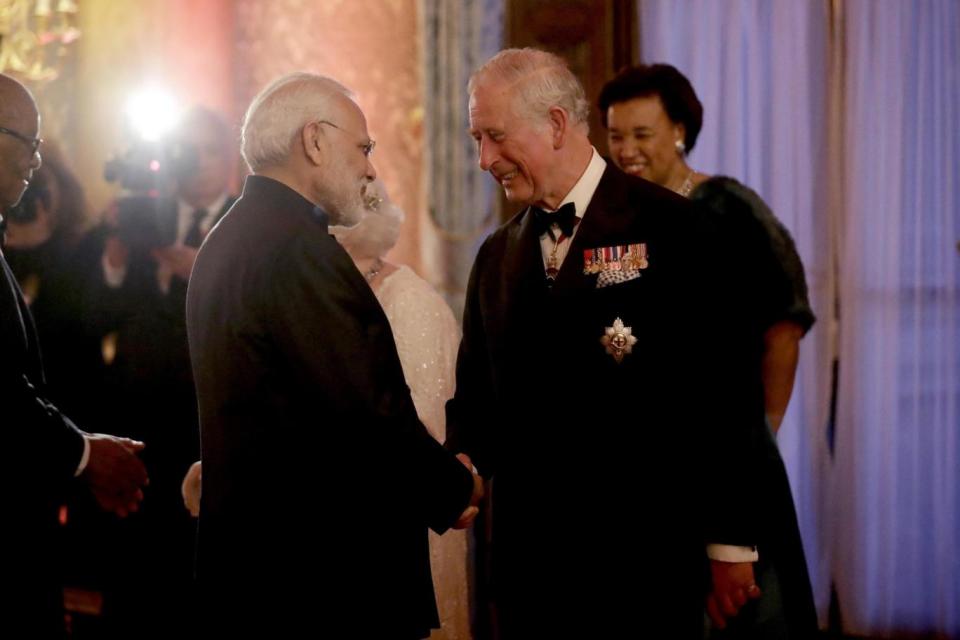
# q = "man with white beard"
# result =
<box><xmin>186</xmin><ymin>72</ymin><xmax>482</xmax><ymax>638</ymax></box>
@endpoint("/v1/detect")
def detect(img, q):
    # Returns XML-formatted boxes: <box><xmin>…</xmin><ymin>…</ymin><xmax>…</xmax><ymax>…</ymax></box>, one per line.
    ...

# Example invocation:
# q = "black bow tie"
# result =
<box><xmin>531</xmin><ymin>202</ymin><xmax>578</xmax><ymax>239</ymax></box>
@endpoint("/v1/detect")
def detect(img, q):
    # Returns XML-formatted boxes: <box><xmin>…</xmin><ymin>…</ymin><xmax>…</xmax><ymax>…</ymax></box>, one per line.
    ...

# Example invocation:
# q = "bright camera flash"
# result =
<box><xmin>125</xmin><ymin>87</ymin><xmax>181</xmax><ymax>142</ymax></box>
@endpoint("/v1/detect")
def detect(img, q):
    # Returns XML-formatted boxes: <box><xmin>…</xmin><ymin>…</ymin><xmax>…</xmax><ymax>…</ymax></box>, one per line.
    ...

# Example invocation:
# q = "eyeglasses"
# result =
<box><xmin>316</xmin><ymin>120</ymin><xmax>376</xmax><ymax>158</ymax></box>
<box><xmin>0</xmin><ymin>125</ymin><xmax>42</xmax><ymax>155</ymax></box>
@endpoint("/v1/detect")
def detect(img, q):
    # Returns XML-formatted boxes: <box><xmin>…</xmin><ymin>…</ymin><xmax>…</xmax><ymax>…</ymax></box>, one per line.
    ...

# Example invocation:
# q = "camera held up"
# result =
<box><xmin>103</xmin><ymin>138</ymin><xmax>199</xmax><ymax>251</ymax></box>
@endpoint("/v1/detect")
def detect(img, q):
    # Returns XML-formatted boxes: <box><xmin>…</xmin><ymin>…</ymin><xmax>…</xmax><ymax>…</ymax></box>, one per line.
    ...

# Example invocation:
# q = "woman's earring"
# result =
<box><xmin>675</xmin><ymin>139</ymin><xmax>686</xmax><ymax>156</ymax></box>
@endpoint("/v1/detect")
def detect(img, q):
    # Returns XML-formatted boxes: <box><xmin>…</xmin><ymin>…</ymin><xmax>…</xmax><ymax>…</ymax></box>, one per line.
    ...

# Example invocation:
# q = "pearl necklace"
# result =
<box><xmin>675</xmin><ymin>170</ymin><xmax>695</xmax><ymax>197</ymax></box>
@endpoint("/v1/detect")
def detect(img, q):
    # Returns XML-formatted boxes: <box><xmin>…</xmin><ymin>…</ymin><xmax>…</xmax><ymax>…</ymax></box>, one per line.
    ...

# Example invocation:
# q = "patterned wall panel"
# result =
<box><xmin>234</xmin><ymin>0</ymin><xmax>425</xmax><ymax>270</ymax></box>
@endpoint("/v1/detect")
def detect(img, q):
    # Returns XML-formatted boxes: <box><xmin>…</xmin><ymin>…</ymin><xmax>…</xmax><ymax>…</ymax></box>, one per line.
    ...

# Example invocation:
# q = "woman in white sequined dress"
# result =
<box><xmin>182</xmin><ymin>180</ymin><xmax>470</xmax><ymax>640</ymax></box>
<box><xmin>332</xmin><ymin>179</ymin><xmax>470</xmax><ymax>640</ymax></box>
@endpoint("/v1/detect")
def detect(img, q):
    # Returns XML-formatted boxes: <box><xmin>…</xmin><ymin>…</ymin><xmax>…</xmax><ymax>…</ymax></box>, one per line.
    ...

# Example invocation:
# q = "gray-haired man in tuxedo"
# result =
<box><xmin>446</xmin><ymin>48</ymin><xmax>767</xmax><ymax>638</ymax></box>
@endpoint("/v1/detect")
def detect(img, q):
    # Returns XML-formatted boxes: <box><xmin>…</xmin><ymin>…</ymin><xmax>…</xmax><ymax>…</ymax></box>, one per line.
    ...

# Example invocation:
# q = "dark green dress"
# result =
<box><xmin>692</xmin><ymin>176</ymin><xmax>818</xmax><ymax>639</ymax></box>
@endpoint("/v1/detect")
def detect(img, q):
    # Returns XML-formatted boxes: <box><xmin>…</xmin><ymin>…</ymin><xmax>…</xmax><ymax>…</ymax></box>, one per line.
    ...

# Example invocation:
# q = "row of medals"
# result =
<box><xmin>582</xmin><ymin>243</ymin><xmax>649</xmax><ymax>275</ymax></box>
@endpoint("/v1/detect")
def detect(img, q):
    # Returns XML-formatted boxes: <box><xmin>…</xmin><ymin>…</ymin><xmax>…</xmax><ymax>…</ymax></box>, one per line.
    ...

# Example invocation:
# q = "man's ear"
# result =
<box><xmin>547</xmin><ymin>106</ymin><xmax>569</xmax><ymax>150</ymax></box>
<box><xmin>302</xmin><ymin>121</ymin><xmax>324</xmax><ymax>166</ymax></box>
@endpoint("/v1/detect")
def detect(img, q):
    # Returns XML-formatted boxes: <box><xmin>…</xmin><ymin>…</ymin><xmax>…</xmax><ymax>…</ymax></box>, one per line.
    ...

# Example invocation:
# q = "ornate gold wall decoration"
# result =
<box><xmin>0</xmin><ymin>0</ymin><xmax>80</xmax><ymax>82</ymax></box>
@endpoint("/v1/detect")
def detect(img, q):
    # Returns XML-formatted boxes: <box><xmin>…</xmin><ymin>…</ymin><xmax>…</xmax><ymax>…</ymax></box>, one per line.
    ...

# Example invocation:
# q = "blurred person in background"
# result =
<box><xmin>3</xmin><ymin>141</ymin><xmax>106</xmax><ymax>425</ymax></box>
<box><xmin>81</xmin><ymin>105</ymin><xmax>237</xmax><ymax>638</ymax></box>
<box><xmin>600</xmin><ymin>63</ymin><xmax>818</xmax><ymax>638</ymax></box>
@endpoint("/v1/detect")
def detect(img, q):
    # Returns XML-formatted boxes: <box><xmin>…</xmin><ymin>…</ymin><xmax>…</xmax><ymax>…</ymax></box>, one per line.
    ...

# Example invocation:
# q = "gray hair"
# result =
<box><xmin>468</xmin><ymin>48</ymin><xmax>589</xmax><ymax>130</ymax></box>
<box><xmin>241</xmin><ymin>72</ymin><xmax>353</xmax><ymax>172</ymax></box>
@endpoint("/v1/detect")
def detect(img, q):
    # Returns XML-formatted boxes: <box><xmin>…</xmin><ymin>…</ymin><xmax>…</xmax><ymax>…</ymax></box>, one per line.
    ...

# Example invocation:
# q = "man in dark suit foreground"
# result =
<box><xmin>446</xmin><ymin>48</ymin><xmax>769</xmax><ymax>637</ymax></box>
<box><xmin>0</xmin><ymin>72</ymin><xmax>148</xmax><ymax>637</ymax></box>
<box><xmin>186</xmin><ymin>72</ymin><xmax>482</xmax><ymax>638</ymax></box>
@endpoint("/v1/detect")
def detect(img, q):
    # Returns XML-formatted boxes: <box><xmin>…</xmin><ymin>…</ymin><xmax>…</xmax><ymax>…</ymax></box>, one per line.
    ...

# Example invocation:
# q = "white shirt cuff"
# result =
<box><xmin>74</xmin><ymin>435</ymin><xmax>91</xmax><ymax>477</ymax></box>
<box><xmin>706</xmin><ymin>544</ymin><xmax>759</xmax><ymax>563</ymax></box>
<box><xmin>101</xmin><ymin>253</ymin><xmax>127</xmax><ymax>288</ymax></box>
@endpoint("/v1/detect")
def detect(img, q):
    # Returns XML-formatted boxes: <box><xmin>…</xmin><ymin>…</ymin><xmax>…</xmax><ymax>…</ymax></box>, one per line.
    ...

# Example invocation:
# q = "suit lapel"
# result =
<box><xmin>503</xmin><ymin>206</ymin><xmax>548</xmax><ymax>296</ymax></box>
<box><xmin>1</xmin><ymin>253</ymin><xmax>44</xmax><ymax>381</ymax></box>
<box><xmin>1</xmin><ymin>253</ymin><xmax>28</xmax><ymax>337</ymax></box>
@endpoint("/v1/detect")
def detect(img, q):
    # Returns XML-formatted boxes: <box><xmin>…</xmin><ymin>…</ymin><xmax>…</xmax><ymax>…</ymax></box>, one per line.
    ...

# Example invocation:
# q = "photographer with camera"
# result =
<box><xmin>84</xmin><ymin>105</ymin><xmax>236</xmax><ymax>638</ymax></box>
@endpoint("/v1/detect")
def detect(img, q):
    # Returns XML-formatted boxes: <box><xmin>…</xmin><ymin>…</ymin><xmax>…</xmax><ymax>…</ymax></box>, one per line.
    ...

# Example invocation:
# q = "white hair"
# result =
<box><xmin>468</xmin><ymin>48</ymin><xmax>590</xmax><ymax>130</ymax></box>
<box><xmin>329</xmin><ymin>178</ymin><xmax>404</xmax><ymax>260</ymax></box>
<box><xmin>241</xmin><ymin>71</ymin><xmax>354</xmax><ymax>172</ymax></box>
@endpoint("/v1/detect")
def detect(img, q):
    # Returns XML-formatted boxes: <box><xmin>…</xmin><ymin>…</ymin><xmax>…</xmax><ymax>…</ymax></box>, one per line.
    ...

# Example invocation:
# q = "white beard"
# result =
<box><xmin>320</xmin><ymin>161</ymin><xmax>367</xmax><ymax>227</ymax></box>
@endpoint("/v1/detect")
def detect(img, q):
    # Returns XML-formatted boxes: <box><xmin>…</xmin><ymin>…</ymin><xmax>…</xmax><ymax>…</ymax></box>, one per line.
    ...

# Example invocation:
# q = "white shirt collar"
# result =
<box><xmin>550</xmin><ymin>147</ymin><xmax>606</xmax><ymax>221</ymax></box>
<box><xmin>535</xmin><ymin>149</ymin><xmax>607</xmax><ymax>272</ymax></box>
<box><xmin>177</xmin><ymin>192</ymin><xmax>229</xmax><ymax>242</ymax></box>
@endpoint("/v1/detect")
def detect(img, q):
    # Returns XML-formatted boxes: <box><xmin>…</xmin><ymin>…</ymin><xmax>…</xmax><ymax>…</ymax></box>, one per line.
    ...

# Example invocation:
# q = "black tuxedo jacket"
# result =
<box><xmin>186</xmin><ymin>176</ymin><xmax>473</xmax><ymax>638</ymax></box>
<box><xmin>1</xmin><ymin>249</ymin><xmax>84</xmax><ymax>637</ymax></box>
<box><xmin>446</xmin><ymin>163</ymin><xmax>768</xmax><ymax>635</ymax></box>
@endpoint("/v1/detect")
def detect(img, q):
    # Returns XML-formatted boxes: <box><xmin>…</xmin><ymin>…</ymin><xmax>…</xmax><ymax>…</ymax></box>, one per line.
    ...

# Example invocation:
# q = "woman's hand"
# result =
<box><xmin>182</xmin><ymin>460</ymin><xmax>202</xmax><ymax>517</ymax></box>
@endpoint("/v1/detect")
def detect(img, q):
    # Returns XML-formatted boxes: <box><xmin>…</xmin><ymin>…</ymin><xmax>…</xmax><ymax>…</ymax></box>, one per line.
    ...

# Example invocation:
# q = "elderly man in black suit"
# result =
<box><xmin>446</xmin><ymin>48</ymin><xmax>770</xmax><ymax>638</ymax></box>
<box><xmin>0</xmin><ymin>72</ymin><xmax>148</xmax><ymax>637</ymax></box>
<box><xmin>186</xmin><ymin>72</ymin><xmax>482</xmax><ymax>638</ymax></box>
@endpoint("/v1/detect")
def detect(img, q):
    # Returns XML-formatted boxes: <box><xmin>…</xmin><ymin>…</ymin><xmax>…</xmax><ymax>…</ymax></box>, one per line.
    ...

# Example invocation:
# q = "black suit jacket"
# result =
<box><xmin>1</xmin><ymin>249</ymin><xmax>84</xmax><ymax>637</ymax></box>
<box><xmin>446</xmin><ymin>162</ymin><xmax>767</xmax><ymax>636</ymax></box>
<box><xmin>186</xmin><ymin>176</ymin><xmax>474</xmax><ymax>638</ymax></box>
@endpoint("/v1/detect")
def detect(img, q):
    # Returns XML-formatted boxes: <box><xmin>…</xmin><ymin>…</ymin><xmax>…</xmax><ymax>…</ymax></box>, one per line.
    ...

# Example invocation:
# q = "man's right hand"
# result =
<box><xmin>452</xmin><ymin>453</ymin><xmax>484</xmax><ymax>529</ymax></box>
<box><xmin>81</xmin><ymin>434</ymin><xmax>149</xmax><ymax>518</ymax></box>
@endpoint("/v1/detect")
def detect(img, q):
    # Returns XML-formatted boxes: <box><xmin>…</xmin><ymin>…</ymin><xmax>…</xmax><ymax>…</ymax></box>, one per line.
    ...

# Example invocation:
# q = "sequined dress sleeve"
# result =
<box><xmin>373</xmin><ymin>265</ymin><xmax>471</xmax><ymax>640</ymax></box>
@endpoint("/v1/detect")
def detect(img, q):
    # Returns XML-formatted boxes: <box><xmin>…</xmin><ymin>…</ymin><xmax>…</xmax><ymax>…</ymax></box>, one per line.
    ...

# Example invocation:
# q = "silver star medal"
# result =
<box><xmin>601</xmin><ymin>317</ymin><xmax>637</xmax><ymax>363</ymax></box>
